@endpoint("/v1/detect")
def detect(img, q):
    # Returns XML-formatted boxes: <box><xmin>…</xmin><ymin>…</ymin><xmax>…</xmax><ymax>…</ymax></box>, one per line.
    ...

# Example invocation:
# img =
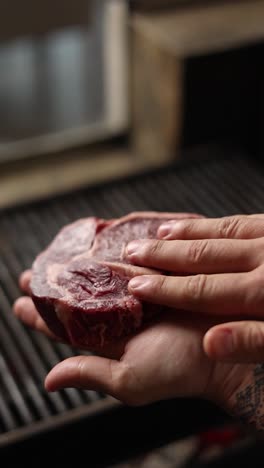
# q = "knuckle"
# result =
<box><xmin>257</xmin><ymin>238</ymin><xmax>264</xmax><ymax>261</ymax></box>
<box><xmin>218</xmin><ymin>217</ymin><xmax>242</xmax><ymax>238</ymax></box>
<box><xmin>188</xmin><ymin>240</ymin><xmax>209</xmax><ymax>265</ymax></box>
<box><xmin>76</xmin><ymin>356</ymin><xmax>87</xmax><ymax>383</ymax></box>
<box><xmin>147</xmin><ymin>240</ymin><xmax>164</xmax><ymax>259</ymax></box>
<box><xmin>251</xmin><ymin>268</ymin><xmax>264</xmax><ymax>293</ymax></box>
<box><xmin>158</xmin><ymin>275</ymin><xmax>169</xmax><ymax>294</ymax></box>
<box><xmin>244</xmin><ymin>269</ymin><xmax>264</xmax><ymax>310</ymax></box>
<box><xmin>110</xmin><ymin>362</ymin><xmax>148</xmax><ymax>406</ymax></box>
<box><xmin>109</xmin><ymin>361</ymin><xmax>128</xmax><ymax>392</ymax></box>
<box><xmin>250</xmin><ymin>237</ymin><xmax>264</xmax><ymax>268</ymax></box>
<box><xmin>245</xmin><ymin>324</ymin><xmax>264</xmax><ymax>352</ymax></box>
<box><xmin>185</xmin><ymin>274</ymin><xmax>207</xmax><ymax>301</ymax></box>
<box><xmin>176</xmin><ymin>220</ymin><xmax>192</xmax><ymax>237</ymax></box>
<box><xmin>110</xmin><ymin>362</ymin><xmax>137</xmax><ymax>404</ymax></box>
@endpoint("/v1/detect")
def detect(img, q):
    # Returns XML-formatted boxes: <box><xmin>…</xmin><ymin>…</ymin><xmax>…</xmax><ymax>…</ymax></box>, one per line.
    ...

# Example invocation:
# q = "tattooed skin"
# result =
<box><xmin>232</xmin><ymin>364</ymin><xmax>264</xmax><ymax>432</ymax></box>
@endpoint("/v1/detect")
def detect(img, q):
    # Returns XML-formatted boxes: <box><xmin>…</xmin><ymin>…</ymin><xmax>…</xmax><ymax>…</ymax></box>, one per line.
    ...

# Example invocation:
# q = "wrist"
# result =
<box><xmin>226</xmin><ymin>364</ymin><xmax>264</xmax><ymax>433</ymax></box>
<box><xmin>205</xmin><ymin>363</ymin><xmax>264</xmax><ymax>431</ymax></box>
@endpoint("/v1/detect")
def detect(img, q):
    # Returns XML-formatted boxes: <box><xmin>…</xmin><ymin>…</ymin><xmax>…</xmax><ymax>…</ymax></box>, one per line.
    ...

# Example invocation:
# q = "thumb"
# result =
<box><xmin>45</xmin><ymin>355</ymin><xmax>136</xmax><ymax>404</ymax></box>
<box><xmin>204</xmin><ymin>321</ymin><xmax>264</xmax><ymax>363</ymax></box>
<box><xmin>19</xmin><ymin>270</ymin><xmax>32</xmax><ymax>294</ymax></box>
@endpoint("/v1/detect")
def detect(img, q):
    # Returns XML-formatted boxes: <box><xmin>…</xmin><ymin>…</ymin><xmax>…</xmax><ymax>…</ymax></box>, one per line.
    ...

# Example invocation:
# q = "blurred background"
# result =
<box><xmin>1</xmin><ymin>1</ymin><xmax>264</xmax><ymax>466</ymax></box>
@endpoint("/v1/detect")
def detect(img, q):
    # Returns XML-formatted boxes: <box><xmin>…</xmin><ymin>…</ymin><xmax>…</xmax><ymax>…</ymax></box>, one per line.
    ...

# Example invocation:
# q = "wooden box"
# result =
<box><xmin>131</xmin><ymin>1</ymin><xmax>264</xmax><ymax>163</ymax></box>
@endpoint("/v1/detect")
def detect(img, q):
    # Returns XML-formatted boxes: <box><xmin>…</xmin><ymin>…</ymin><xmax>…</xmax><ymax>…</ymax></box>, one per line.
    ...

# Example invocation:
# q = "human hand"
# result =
<box><xmin>126</xmin><ymin>214</ymin><xmax>264</xmax><ymax>364</ymax></box>
<box><xmin>14</xmin><ymin>272</ymin><xmax>252</xmax><ymax>415</ymax></box>
<box><xmin>15</xmin><ymin>268</ymin><xmax>264</xmax><ymax>432</ymax></box>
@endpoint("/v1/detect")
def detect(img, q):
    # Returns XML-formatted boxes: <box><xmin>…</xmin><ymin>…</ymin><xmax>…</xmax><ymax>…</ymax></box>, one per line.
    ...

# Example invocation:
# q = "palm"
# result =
<box><xmin>117</xmin><ymin>314</ymin><xmax>233</xmax><ymax>404</ymax></box>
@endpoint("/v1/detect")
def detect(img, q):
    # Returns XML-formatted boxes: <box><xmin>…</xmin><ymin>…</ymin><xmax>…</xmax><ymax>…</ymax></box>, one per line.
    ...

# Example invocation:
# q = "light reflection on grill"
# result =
<box><xmin>0</xmin><ymin>154</ymin><xmax>264</xmax><ymax>443</ymax></box>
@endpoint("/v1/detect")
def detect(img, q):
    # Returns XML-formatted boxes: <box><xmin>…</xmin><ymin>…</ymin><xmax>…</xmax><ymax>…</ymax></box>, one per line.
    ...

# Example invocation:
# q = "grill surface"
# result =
<box><xmin>0</xmin><ymin>153</ymin><xmax>264</xmax><ymax>451</ymax></box>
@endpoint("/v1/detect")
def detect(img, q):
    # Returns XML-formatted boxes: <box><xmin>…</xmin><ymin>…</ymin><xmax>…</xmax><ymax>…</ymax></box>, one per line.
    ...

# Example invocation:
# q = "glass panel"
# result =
<box><xmin>0</xmin><ymin>0</ymin><xmax>128</xmax><ymax>161</ymax></box>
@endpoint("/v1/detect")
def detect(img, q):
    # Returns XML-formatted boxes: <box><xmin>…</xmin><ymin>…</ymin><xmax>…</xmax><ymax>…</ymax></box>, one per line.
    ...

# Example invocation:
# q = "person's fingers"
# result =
<box><xmin>126</xmin><ymin>238</ymin><xmax>260</xmax><ymax>274</ymax></box>
<box><xmin>13</xmin><ymin>296</ymin><xmax>57</xmax><ymax>340</ymax></box>
<box><xmin>204</xmin><ymin>321</ymin><xmax>264</xmax><ymax>363</ymax></box>
<box><xmin>128</xmin><ymin>269</ymin><xmax>263</xmax><ymax>317</ymax></box>
<box><xmin>45</xmin><ymin>356</ymin><xmax>140</xmax><ymax>405</ymax></box>
<box><xmin>19</xmin><ymin>270</ymin><xmax>32</xmax><ymax>294</ymax></box>
<box><xmin>248</xmin><ymin>214</ymin><xmax>264</xmax><ymax>218</ymax></box>
<box><xmin>157</xmin><ymin>216</ymin><xmax>264</xmax><ymax>241</ymax></box>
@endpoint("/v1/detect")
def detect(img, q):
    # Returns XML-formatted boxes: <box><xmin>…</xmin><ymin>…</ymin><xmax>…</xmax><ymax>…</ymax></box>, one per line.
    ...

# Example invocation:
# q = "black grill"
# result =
<box><xmin>0</xmin><ymin>153</ymin><xmax>264</xmax><ymax>458</ymax></box>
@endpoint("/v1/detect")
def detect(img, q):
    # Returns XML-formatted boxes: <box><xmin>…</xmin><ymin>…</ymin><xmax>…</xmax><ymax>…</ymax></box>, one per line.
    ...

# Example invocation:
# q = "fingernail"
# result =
<box><xmin>214</xmin><ymin>329</ymin><xmax>234</xmax><ymax>357</ymax></box>
<box><xmin>158</xmin><ymin>220</ymin><xmax>184</xmax><ymax>239</ymax></box>
<box><xmin>126</xmin><ymin>240</ymin><xmax>145</xmax><ymax>257</ymax></box>
<box><xmin>129</xmin><ymin>276</ymin><xmax>152</xmax><ymax>291</ymax></box>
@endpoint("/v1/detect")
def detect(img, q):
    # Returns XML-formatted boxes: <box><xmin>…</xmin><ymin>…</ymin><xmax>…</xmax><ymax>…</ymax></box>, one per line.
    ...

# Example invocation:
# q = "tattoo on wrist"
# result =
<box><xmin>233</xmin><ymin>364</ymin><xmax>264</xmax><ymax>432</ymax></box>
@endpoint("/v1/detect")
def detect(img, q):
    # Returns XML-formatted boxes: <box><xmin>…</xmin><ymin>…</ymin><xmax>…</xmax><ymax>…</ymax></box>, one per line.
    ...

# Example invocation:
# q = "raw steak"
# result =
<box><xmin>30</xmin><ymin>211</ymin><xmax>200</xmax><ymax>349</ymax></box>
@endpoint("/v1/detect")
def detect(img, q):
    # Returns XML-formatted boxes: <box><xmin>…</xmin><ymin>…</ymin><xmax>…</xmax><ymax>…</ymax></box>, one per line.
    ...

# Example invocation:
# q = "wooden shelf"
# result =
<box><xmin>132</xmin><ymin>1</ymin><xmax>264</xmax><ymax>57</ymax></box>
<box><xmin>131</xmin><ymin>0</ymin><xmax>264</xmax><ymax>163</ymax></box>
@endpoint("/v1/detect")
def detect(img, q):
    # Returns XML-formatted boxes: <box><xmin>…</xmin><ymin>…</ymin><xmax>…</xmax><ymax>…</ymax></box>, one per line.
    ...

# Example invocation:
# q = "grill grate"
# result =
<box><xmin>0</xmin><ymin>153</ymin><xmax>264</xmax><ymax>443</ymax></box>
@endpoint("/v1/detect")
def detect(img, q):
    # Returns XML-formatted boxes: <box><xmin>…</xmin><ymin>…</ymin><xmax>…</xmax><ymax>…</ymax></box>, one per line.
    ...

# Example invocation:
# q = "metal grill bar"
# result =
<box><xmin>0</xmin><ymin>253</ymin><xmax>67</xmax><ymax>414</ymax></box>
<box><xmin>203</xmin><ymin>161</ymin><xmax>254</xmax><ymax>211</ymax></box>
<box><xmin>0</xmin><ymin>385</ymin><xmax>17</xmax><ymax>431</ymax></box>
<box><xmin>0</xmin><ymin>290</ymin><xmax>51</xmax><ymax>419</ymax></box>
<box><xmin>194</xmin><ymin>165</ymin><xmax>245</xmax><ymax>214</ymax></box>
<box><xmin>230</xmin><ymin>160</ymin><xmax>264</xmax><ymax>212</ymax></box>
<box><xmin>0</xmin><ymin>352</ymin><xmax>33</xmax><ymax>426</ymax></box>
